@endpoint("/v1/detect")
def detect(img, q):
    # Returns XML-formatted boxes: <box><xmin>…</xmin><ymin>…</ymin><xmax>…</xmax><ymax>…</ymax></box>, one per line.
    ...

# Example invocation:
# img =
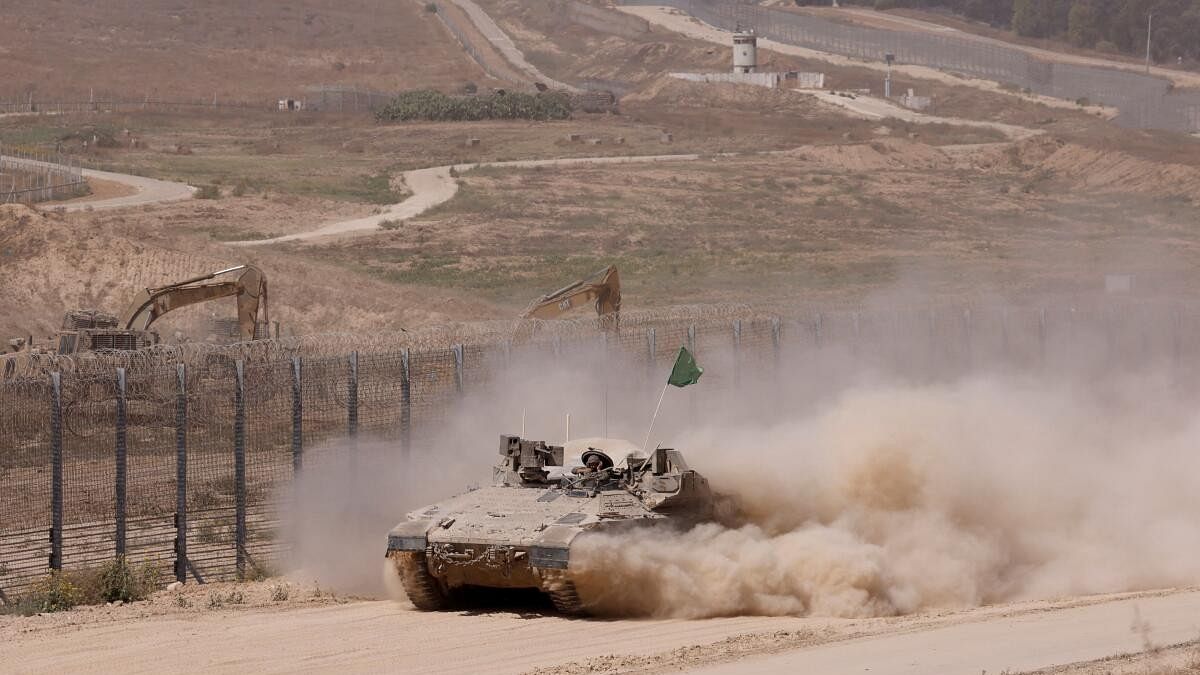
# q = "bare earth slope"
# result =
<box><xmin>0</xmin><ymin>0</ymin><xmax>487</xmax><ymax>100</ymax></box>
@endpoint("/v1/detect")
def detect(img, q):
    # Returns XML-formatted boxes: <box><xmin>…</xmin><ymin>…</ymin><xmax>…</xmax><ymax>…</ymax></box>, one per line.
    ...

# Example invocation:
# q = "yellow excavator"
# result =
<box><xmin>520</xmin><ymin>264</ymin><xmax>620</xmax><ymax>325</ymax></box>
<box><xmin>52</xmin><ymin>264</ymin><xmax>269</xmax><ymax>354</ymax></box>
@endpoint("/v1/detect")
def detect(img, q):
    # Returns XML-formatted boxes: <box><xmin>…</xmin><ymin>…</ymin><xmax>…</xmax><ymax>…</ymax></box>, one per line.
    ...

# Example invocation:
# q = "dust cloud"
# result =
<box><xmin>280</xmin><ymin>344</ymin><xmax>651</xmax><ymax>597</ymax></box>
<box><xmin>280</xmin><ymin>323</ymin><xmax>1200</xmax><ymax>618</ymax></box>
<box><xmin>571</xmin><ymin>371</ymin><xmax>1200</xmax><ymax>618</ymax></box>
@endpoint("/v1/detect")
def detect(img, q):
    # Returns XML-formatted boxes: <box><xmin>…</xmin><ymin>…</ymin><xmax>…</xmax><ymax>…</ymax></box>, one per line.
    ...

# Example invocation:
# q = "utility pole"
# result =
<box><xmin>884</xmin><ymin>53</ymin><xmax>895</xmax><ymax>98</ymax></box>
<box><xmin>1145</xmin><ymin>12</ymin><xmax>1153</xmax><ymax>74</ymax></box>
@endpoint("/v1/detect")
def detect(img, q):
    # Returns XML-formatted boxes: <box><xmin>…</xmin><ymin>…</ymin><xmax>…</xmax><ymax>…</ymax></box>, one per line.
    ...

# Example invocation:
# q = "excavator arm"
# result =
<box><xmin>521</xmin><ymin>265</ymin><xmax>620</xmax><ymax>321</ymax></box>
<box><xmin>120</xmin><ymin>265</ymin><xmax>269</xmax><ymax>341</ymax></box>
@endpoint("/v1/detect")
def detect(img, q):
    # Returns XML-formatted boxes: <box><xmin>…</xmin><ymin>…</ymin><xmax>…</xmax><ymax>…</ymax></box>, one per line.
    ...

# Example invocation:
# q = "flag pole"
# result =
<box><xmin>641</xmin><ymin>381</ymin><xmax>670</xmax><ymax>453</ymax></box>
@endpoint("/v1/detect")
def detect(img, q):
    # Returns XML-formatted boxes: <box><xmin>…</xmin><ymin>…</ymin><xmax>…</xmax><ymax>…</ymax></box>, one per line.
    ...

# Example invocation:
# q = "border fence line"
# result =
<box><xmin>0</xmin><ymin>88</ymin><xmax>395</xmax><ymax>117</ymax></box>
<box><xmin>617</xmin><ymin>0</ymin><xmax>1200</xmax><ymax>134</ymax></box>
<box><xmin>0</xmin><ymin>145</ymin><xmax>87</xmax><ymax>205</ymax></box>
<box><xmin>1</xmin><ymin>302</ymin><xmax>1197</xmax><ymax>598</ymax></box>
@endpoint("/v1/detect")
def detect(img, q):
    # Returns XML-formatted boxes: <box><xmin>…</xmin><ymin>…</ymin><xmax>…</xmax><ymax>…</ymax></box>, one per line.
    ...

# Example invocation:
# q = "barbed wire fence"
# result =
<box><xmin>0</xmin><ymin>88</ymin><xmax>396</xmax><ymax>117</ymax></box>
<box><xmin>432</xmin><ymin>1</ymin><xmax>516</xmax><ymax>85</ymax></box>
<box><xmin>0</xmin><ymin>145</ymin><xmax>87</xmax><ymax>205</ymax></box>
<box><xmin>1</xmin><ymin>302</ymin><xmax>1197</xmax><ymax>599</ymax></box>
<box><xmin>618</xmin><ymin>0</ymin><xmax>1200</xmax><ymax>134</ymax></box>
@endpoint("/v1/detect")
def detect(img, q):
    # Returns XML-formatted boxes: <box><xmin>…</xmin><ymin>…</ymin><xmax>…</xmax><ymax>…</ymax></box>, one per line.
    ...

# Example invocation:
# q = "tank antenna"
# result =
<box><xmin>641</xmin><ymin>382</ymin><xmax>670</xmax><ymax>453</ymax></box>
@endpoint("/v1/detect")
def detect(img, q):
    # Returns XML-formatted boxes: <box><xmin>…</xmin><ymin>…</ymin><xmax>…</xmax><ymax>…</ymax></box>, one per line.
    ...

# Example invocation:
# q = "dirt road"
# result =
<box><xmin>2</xmin><ymin>587</ymin><xmax>1194</xmax><ymax>674</ymax></box>
<box><xmin>0</xmin><ymin>598</ymin><xmax>821</xmax><ymax>675</ymax></box>
<box><xmin>69</xmin><ymin>168</ymin><xmax>196</xmax><ymax>212</ymax></box>
<box><xmin>694</xmin><ymin>590</ymin><xmax>1200</xmax><ymax>675</ymax></box>
<box><xmin>3</xmin><ymin>155</ymin><xmax>195</xmax><ymax>212</ymax></box>
<box><xmin>236</xmin><ymin>86</ymin><xmax>1036</xmax><ymax>246</ymax></box>
<box><xmin>235</xmin><ymin>153</ymin><xmax>711</xmax><ymax>245</ymax></box>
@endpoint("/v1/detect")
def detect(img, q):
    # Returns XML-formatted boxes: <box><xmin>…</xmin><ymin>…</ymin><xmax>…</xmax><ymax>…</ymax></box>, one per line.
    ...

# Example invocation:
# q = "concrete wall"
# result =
<box><xmin>669</xmin><ymin>71</ymin><xmax>825</xmax><ymax>89</ymax></box>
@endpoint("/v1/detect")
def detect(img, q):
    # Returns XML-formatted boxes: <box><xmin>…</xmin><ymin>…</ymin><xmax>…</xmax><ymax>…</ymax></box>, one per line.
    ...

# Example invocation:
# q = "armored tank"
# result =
<box><xmin>385</xmin><ymin>435</ymin><xmax>717</xmax><ymax>615</ymax></box>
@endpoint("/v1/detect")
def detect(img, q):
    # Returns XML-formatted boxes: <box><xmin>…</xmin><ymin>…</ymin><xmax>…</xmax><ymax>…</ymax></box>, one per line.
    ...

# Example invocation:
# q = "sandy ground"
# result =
<box><xmin>804</xmin><ymin>89</ymin><xmax>1038</xmax><ymax>139</ymax></box>
<box><xmin>40</xmin><ymin>177</ymin><xmax>136</xmax><ymax>206</ymax></box>
<box><xmin>696</xmin><ymin>590</ymin><xmax>1200</xmax><ymax>675</ymax></box>
<box><xmin>0</xmin><ymin>582</ymin><xmax>1193</xmax><ymax>674</ymax></box>
<box><xmin>619</xmin><ymin>5</ymin><xmax>1119</xmax><ymax>118</ymax></box>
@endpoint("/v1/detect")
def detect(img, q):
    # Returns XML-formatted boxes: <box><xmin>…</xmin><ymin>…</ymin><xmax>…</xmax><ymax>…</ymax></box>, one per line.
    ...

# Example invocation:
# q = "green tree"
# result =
<box><xmin>1067</xmin><ymin>1</ymin><xmax>1103</xmax><ymax>46</ymax></box>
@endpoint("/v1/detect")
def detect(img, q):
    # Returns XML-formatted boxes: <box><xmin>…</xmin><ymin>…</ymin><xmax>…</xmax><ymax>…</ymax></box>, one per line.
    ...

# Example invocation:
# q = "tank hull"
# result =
<box><xmin>385</xmin><ymin>436</ymin><xmax>715</xmax><ymax>615</ymax></box>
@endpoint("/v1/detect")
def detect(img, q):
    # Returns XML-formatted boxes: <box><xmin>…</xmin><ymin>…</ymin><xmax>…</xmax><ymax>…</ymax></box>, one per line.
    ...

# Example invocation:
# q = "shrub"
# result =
<box><xmin>424</xmin><ymin>2</ymin><xmax>437</xmax><ymax>11</ymax></box>
<box><xmin>194</xmin><ymin>184</ymin><xmax>221</xmax><ymax>200</ymax></box>
<box><xmin>32</xmin><ymin>571</ymin><xmax>81</xmax><ymax>613</ymax></box>
<box><xmin>379</xmin><ymin>219</ymin><xmax>403</xmax><ymax>231</ymax></box>
<box><xmin>94</xmin><ymin>556</ymin><xmax>159</xmax><ymax>603</ymax></box>
<box><xmin>375</xmin><ymin>89</ymin><xmax>573</xmax><ymax>123</ymax></box>
<box><xmin>271</xmin><ymin>583</ymin><xmax>290</xmax><ymax>602</ymax></box>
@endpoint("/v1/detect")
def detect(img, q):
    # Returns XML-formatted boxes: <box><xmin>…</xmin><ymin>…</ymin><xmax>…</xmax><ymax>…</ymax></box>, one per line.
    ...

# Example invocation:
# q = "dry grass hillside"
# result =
<box><xmin>302</xmin><ymin>135</ymin><xmax>1200</xmax><ymax>308</ymax></box>
<box><xmin>0</xmin><ymin>203</ymin><xmax>502</xmax><ymax>343</ymax></box>
<box><xmin>0</xmin><ymin>0</ymin><xmax>488</xmax><ymax>101</ymax></box>
<box><xmin>1</xmin><ymin>0</ymin><xmax>1199</xmax><ymax>344</ymax></box>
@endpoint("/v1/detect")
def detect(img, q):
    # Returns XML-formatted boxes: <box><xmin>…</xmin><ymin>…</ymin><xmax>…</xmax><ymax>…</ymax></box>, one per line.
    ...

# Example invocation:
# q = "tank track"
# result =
<box><xmin>393</xmin><ymin>551</ymin><xmax>451</xmax><ymax>611</ymax></box>
<box><xmin>541</xmin><ymin>571</ymin><xmax>586</xmax><ymax>616</ymax></box>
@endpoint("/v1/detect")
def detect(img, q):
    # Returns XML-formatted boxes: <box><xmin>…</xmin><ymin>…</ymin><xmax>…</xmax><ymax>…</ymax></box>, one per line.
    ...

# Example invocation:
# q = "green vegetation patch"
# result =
<box><xmin>375</xmin><ymin>89</ymin><xmax>572</xmax><ymax>123</ymax></box>
<box><xmin>1</xmin><ymin>557</ymin><xmax>160</xmax><ymax>616</ymax></box>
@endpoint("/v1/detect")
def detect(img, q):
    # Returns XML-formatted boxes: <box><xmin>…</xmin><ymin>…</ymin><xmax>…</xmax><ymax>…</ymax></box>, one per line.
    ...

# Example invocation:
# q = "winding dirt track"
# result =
<box><xmin>3</xmin><ymin>155</ymin><xmax>195</xmax><ymax>212</ymax></box>
<box><xmin>233</xmin><ymin>153</ymin><xmax>712</xmax><ymax>245</ymax></box>
<box><xmin>69</xmin><ymin>168</ymin><xmax>196</xmax><ymax>212</ymax></box>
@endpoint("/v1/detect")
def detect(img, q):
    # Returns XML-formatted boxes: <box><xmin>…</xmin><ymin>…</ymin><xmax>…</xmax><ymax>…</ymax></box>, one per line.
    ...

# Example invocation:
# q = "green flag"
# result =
<box><xmin>668</xmin><ymin>346</ymin><xmax>703</xmax><ymax>387</ymax></box>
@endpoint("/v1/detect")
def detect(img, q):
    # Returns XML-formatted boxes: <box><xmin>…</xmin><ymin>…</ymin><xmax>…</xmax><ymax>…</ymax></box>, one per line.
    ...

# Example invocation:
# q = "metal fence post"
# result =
<box><xmin>732</xmin><ymin>319</ymin><xmax>742</xmax><ymax>386</ymax></box>
<box><xmin>347</xmin><ymin>352</ymin><xmax>359</xmax><ymax>439</ymax></box>
<box><xmin>771</xmin><ymin>317</ymin><xmax>782</xmax><ymax>367</ymax></box>
<box><xmin>687</xmin><ymin>324</ymin><xmax>697</xmax><ymax>354</ymax></box>
<box><xmin>962</xmin><ymin>308</ymin><xmax>973</xmax><ymax>372</ymax></box>
<box><xmin>400</xmin><ymin>349</ymin><xmax>412</xmax><ymax>457</ymax></box>
<box><xmin>852</xmin><ymin>311</ymin><xmax>861</xmax><ymax>358</ymax></box>
<box><xmin>173</xmin><ymin>364</ymin><xmax>188</xmax><ymax>583</ymax></box>
<box><xmin>49</xmin><ymin>372</ymin><xmax>63</xmax><ymax>571</ymax></box>
<box><xmin>813</xmin><ymin>312</ymin><xmax>823</xmax><ymax>348</ymax></box>
<box><xmin>452</xmin><ymin>344</ymin><xmax>464</xmax><ymax>395</ymax></box>
<box><xmin>1038</xmin><ymin>308</ymin><xmax>1048</xmax><ymax>367</ymax></box>
<box><xmin>291</xmin><ymin>357</ymin><xmax>302</xmax><ymax>474</ymax></box>
<box><xmin>647</xmin><ymin>328</ymin><xmax>656</xmax><ymax>366</ymax></box>
<box><xmin>234</xmin><ymin>360</ymin><xmax>247</xmax><ymax>581</ymax></box>
<box><xmin>1173</xmin><ymin>309</ymin><xmax>1182</xmax><ymax>372</ymax></box>
<box><xmin>1000</xmin><ymin>308</ymin><xmax>1010</xmax><ymax>362</ymax></box>
<box><xmin>115</xmin><ymin>368</ymin><xmax>127</xmax><ymax>557</ymax></box>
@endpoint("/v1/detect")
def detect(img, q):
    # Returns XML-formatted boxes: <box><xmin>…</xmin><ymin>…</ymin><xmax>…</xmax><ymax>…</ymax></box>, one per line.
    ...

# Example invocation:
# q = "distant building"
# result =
<box><xmin>733</xmin><ymin>31</ymin><xmax>757</xmax><ymax>74</ymax></box>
